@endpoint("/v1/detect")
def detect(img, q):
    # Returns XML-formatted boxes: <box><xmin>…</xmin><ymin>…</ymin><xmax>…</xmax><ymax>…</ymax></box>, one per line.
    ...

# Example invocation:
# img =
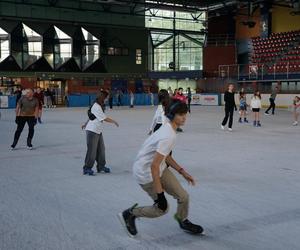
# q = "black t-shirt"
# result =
<box><xmin>224</xmin><ymin>91</ymin><xmax>236</xmax><ymax>108</ymax></box>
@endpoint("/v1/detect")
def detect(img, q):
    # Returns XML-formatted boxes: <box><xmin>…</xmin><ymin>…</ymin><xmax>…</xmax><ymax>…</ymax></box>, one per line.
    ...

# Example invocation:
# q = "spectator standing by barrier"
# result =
<box><xmin>33</xmin><ymin>88</ymin><xmax>44</xmax><ymax>124</ymax></box>
<box><xmin>187</xmin><ymin>87</ymin><xmax>192</xmax><ymax>113</ymax></box>
<box><xmin>117</xmin><ymin>90</ymin><xmax>122</xmax><ymax>107</ymax></box>
<box><xmin>14</xmin><ymin>87</ymin><xmax>22</xmax><ymax>106</ymax></box>
<box><xmin>45</xmin><ymin>88</ymin><xmax>52</xmax><ymax>108</ymax></box>
<box><xmin>265</xmin><ymin>87</ymin><xmax>279</xmax><ymax>115</ymax></box>
<box><xmin>108</xmin><ymin>89</ymin><xmax>114</xmax><ymax>109</ymax></box>
<box><xmin>251</xmin><ymin>91</ymin><xmax>262</xmax><ymax>127</ymax></box>
<box><xmin>81</xmin><ymin>91</ymin><xmax>119</xmax><ymax>176</ymax></box>
<box><xmin>11</xmin><ymin>89</ymin><xmax>39</xmax><ymax>150</ymax></box>
<box><xmin>50</xmin><ymin>88</ymin><xmax>56</xmax><ymax>108</ymax></box>
<box><xmin>221</xmin><ymin>84</ymin><xmax>237</xmax><ymax>131</ymax></box>
<box><xmin>292</xmin><ymin>96</ymin><xmax>300</xmax><ymax>126</ymax></box>
<box><xmin>149</xmin><ymin>90</ymin><xmax>154</xmax><ymax>106</ymax></box>
<box><xmin>129</xmin><ymin>90</ymin><xmax>134</xmax><ymax>108</ymax></box>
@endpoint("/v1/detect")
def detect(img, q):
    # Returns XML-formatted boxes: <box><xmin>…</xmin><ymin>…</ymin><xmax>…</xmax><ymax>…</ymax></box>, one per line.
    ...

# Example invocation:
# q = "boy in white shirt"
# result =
<box><xmin>119</xmin><ymin>101</ymin><xmax>204</xmax><ymax>237</ymax></box>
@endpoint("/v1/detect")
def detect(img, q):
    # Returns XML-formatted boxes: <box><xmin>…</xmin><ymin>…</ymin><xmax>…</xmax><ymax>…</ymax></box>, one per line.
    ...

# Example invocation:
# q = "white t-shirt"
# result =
<box><xmin>133</xmin><ymin>122</ymin><xmax>176</xmax><ymax>185</ymax></box>
<box><xmin>251</xmin><ymin>96</ymin><xmax>262</xmax><ymax>109</ymax></box>
<box><xmin>149</xmin><ymin>105</ymin><xmax>168</xmax><ymax>132</ymax></box>
<box><xmin>85</xmin><ymin>103</ymin><xmax>107</xmax><ymax>134</ymax></box>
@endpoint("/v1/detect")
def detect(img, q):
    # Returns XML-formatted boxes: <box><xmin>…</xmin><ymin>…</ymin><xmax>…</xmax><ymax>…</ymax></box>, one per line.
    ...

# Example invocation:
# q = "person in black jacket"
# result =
<box><xmin>221</xmin><ymin>84</ymin><xmax>237</xmax><ymax>131</ymax></box>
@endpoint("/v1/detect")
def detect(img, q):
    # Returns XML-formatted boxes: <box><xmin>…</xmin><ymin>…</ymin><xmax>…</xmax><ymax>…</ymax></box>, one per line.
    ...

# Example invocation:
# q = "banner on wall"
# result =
<box><xmin>0</xmin><ymin>96</ymin><xmax>9</xmax><ymax>108</ymax></box>
<box><xmin>200</xmin><ymin>94</ymin><xmax>219</xmax><ymax>106</ymax></box>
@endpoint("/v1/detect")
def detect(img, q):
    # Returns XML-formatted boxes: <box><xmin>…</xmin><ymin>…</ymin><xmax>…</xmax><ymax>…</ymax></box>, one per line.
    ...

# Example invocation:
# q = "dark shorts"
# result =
<box><xmin>239</xmin><ymin>106</ymin><xmax>246</xmax><ymax>111</ymax></box>
<box><xmin>252</xmin><ymin>108</ymin><xmax>260</xmax><ymax>113</ymax></box>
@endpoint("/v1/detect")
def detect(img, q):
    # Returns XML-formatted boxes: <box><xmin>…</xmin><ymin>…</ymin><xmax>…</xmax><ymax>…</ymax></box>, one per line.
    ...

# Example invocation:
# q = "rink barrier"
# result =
<box><xmin>221</xmin><ymin>93</ymin><xmax>300</xmax><ymax>108</ymax></box>
<box><xmin>68</xmin><ymin>93</ymin><xmax>159</xmax><ymax>107</ymax></box>
<box><xmin>0</xmin><ymin>95</ymin><xmax>16</xmax><ymax>109</ymax></box>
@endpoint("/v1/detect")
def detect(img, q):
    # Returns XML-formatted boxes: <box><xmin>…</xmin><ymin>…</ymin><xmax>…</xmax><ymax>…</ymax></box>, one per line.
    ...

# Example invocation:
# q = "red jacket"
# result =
<box><xmin>174</xmin><ymin>93</ymin><xmax>187</xmax><ymax>103</ymax></box>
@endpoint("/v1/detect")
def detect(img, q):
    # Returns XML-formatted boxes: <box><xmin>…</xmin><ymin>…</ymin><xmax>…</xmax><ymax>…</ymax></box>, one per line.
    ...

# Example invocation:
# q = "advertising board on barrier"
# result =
<box><xmin>0</xmin><ymin>96</ymin><xmax>9</xmax><ymax>108</ymax></box>
<box><xmin>190</xmin><ymin>94</ymin><xmax>219</xmax><ymax>106</ymax></box>
<box><xmin>201</xmin><ymin>94</ymin><xmax>219</xmax><ymax>106</ymax></box>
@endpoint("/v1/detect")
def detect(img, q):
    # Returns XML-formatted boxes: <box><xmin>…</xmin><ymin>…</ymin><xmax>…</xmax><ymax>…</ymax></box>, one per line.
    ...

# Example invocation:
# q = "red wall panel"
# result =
<box><xmin>203</xmin><ymin>45</ymin><xmax>236</xmax><ymax>77</ymax></box>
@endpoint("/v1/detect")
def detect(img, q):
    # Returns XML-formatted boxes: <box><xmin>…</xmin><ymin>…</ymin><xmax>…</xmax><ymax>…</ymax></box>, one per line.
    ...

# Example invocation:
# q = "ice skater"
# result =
<box><xmin>292</xmin><ymin>96</ymin><xmax>300</xmax><ymax>126</ymax></box>
<box><xmin>81</xmin><ymin>91</ymin><xmax>119</xmax><ymax>176</ymax></box>
<box><xmin>265</xmin><ymin>86</ymin><xmax>279</xmax><ymax>115</ymax></box>
<box><xmin>119</xmin><ymin>101</ymin><xmax>204</xmax><ymax>237</ymax></box>
<box><xmin>221</xmin><ymin>84</ymin><xmax>237</xmax><ymax>131</ymax></box>
<box><xmin>174</xmin><ymin>87</ymin><xmax>186</xmax><ymax>132</ymax></box>
<box><xmin>148</xmin><ymin>89</ymin><xmax>170</xmax><ymax>134</ymax></box>
<box><xmin>238</xmin><ymin>91</ymin><xmax>248</xmax><ymax>123</ymax></box>
<box><xmin>11</xmin><ymin>89</ymin><xmax>39</xmax><ymax>150</ymax></box>
<box><xmin>251</xmin><ymin>90</ymin><xmax>262</xmax><ymax>127</ymax></box>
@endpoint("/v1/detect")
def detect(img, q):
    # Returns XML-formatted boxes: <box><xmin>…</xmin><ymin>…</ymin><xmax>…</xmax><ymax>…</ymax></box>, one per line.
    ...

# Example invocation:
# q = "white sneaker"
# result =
<box><xmin>221</xmin><ymin>125</ymin><xmax>225</xmax><ymax>130</ymax></box>
<box><xmin>228</xmin><ymin>128</ymin><xmax>233</xmax><ymax>132</ymax></box>
<box><xmin>292</xmin><ymin>121</ymin><xmax>298</xmax><ymax>126</ymax></box>
<box><xmin>264</xmin><ymin>112</ymin><xmax>270</xmax><ymax>116</ymax></box>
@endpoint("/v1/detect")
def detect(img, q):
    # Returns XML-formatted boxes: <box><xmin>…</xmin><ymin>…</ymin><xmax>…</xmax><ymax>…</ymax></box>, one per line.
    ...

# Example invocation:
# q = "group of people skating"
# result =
<box><xmin>221</xmin><ymin>84</ymin><xmax>300</xmax><ymax>130</ymax></box>
<box><xmin>8</xmin><ymin>84</ymin><xmax>299</xmax><ymax>238</ymax></box>
<box><xmin>80</xmin><ymin>88</ymin><xmax>204</xmax><ymax>237</ymax></box>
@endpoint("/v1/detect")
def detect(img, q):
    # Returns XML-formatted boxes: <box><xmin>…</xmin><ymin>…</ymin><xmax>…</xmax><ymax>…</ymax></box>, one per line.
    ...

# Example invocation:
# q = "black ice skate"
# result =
<box><xmin>118</xmin><ymin>204</ymin><xmax>138</xmax><ymax>237</ymax></box>
<box><xmin>174</xmin><ymin>214</ymin><xmax>204</xmax><ymax>235</ymax></box>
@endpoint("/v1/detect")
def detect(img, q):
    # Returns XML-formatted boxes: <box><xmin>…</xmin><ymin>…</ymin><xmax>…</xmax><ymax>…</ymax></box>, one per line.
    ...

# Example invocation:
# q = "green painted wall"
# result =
<box><xmin>0</xmin><ymin>0</ymin><xmax>145</xmax><ymax>28</ymax></box>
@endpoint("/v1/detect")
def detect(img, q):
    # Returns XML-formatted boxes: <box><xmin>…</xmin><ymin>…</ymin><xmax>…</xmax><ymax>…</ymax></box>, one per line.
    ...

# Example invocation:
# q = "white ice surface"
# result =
<box><xmin>0</xmin><ymin>106</ymin><xmax>300</xmax><ymax>250</ymax></box>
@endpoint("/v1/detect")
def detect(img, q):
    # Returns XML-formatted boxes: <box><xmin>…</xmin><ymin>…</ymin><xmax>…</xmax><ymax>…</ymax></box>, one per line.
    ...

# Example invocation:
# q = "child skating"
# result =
<box><xmin>238</xmin><ymin>92</ymin><xmax>248</xmax><ymax>123</ymax></box>
<box><xmin>292</xmin><ymin>96</ymin><xmax>300</xmax><ymax>126</ymax></box>
<box><xmin>250</xmin><ymin>91</ymin><xmax>262</xmax><ymax>127</ymax></box>
<box><xmin>119</xmin><ymin>101</ymin><xmax>204</xmax><ymax>237</ymax></box>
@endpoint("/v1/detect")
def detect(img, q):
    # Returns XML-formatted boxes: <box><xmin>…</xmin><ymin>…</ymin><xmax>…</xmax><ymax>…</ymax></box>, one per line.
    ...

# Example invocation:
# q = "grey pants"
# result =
<box><xmin>83</xmin><ymin>131</ymin><xmax>106</xmax><ymax>171</ymax></box>
<box><xmin>132</xmin><ymin>168</ymin><xmax>189</xmax><ymax>221</ymax></box>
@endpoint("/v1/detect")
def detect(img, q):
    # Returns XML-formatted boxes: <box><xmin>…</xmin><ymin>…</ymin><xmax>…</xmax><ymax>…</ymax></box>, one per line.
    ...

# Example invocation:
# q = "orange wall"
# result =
<box><xmin>272</xmin><ymin>6</ymin><xmax>300</xmax><ymax>33</ymax></box>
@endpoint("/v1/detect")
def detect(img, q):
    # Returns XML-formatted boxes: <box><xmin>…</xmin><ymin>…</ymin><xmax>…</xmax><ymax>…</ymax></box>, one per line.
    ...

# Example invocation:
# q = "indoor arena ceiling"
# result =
<box><xmin>79</xmin><ymin>1</ymin><xmax>298</xmax><ymax>13</ymax></box>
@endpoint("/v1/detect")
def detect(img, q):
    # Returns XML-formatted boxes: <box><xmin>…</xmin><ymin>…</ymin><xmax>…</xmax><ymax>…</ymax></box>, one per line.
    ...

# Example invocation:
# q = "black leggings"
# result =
<box><xmin>12</xmin><ymin>116</ymin><xmax>36</xmax><ymax>146</ymax></box>
<box><xmin>222</xmin><ymin>106</ymin><xmax>234</xmax><ymax>128</ymax></box>
<box><xmin>266</xmin><ymin>98</ymin><xmax>275</xmax><ymax>114</ymax></box>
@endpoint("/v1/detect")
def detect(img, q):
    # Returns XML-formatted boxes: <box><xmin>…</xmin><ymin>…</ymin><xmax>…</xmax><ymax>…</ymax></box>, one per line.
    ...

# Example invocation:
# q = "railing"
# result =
<box><xmin>219</xmin><ymin>63</ymin><xmax>300</xmax><ymax>81</ymax></box>
<box><xmin>206</xmin><ymin>34</ymin><xmax>235</xmax><ymax>46</ymax></box>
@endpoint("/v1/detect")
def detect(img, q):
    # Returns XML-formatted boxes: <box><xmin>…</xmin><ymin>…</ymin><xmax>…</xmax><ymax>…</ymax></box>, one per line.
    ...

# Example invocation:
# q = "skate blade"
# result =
<box><xmin>117</xmin><ymin>213</ymin><xmax>136</xmax><ymax>239</ymax></box>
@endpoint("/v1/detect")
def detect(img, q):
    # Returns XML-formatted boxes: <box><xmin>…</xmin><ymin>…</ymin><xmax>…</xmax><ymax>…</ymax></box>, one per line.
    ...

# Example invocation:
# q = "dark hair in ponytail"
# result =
<box><xmin>95</xmin><ymin>90</ymin><xmax>109</xmax><ymax>111</ymax></box>
<box><xmin>158</xmin><ymin>89</ymin><xmax>171</xmax><ymax>113</ymax></box>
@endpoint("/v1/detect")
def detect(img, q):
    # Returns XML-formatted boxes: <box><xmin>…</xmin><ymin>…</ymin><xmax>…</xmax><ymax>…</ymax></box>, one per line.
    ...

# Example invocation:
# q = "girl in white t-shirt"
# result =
<box><xmin>149</xmin><ymin>89</ymin><xmax>170</xmax><ymax>134</ymax></box>
<box><xmin>292</xmin><ymin>96</ymin><xmax>300</xmax><ymax>126</ymax></box>
<box><xmin>81</xmin><ymin>91</ymin><xmax>119</xmax><ymax>176</ymax></box>
<box><xmin>250</xmin><ymin>90</ymin><xmax>262</xmax><ymax>127</ymax></box>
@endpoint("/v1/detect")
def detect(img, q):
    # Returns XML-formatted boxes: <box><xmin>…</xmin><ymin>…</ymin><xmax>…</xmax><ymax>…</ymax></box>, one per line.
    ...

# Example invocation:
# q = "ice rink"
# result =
<box><xmin>0</xmin><ymin>106</ymin><xmax>300</xmax><ymax>250</ymax></box>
